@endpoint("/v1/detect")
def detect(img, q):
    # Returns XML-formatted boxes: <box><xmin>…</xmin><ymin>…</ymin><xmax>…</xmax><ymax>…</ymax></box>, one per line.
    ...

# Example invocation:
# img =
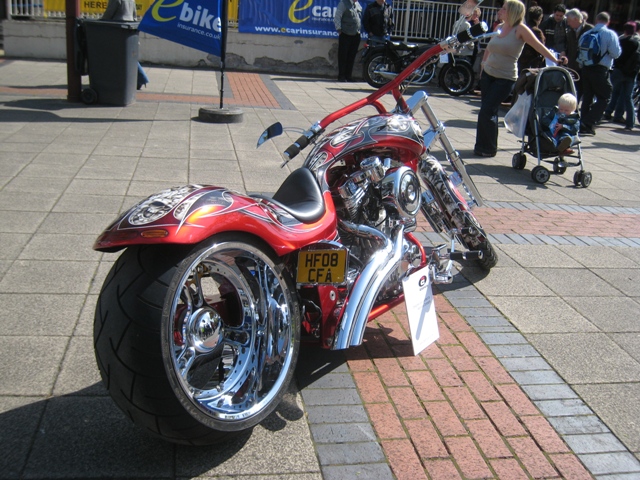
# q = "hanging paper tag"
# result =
<box><xmin>402</xmin><ymin>266</ymin><xmax>439</xmax><ymax>355</ymax></box>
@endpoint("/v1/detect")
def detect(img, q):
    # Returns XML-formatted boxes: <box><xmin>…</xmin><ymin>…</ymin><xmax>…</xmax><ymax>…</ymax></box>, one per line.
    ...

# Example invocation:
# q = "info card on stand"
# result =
<box><xmin>402</xmin><ymin>266</ymin><xmax>439</xmax><ymax>355</ymax></box>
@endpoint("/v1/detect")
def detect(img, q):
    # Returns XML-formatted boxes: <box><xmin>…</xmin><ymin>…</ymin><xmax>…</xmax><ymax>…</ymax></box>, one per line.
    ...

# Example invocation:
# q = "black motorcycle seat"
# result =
<box><xmin>392</xmin><ymin>41</ymin><xmax>418</xmax><ymax>49</ymax></box>
<box><xmin>253</xmin><ymin>168</ymin><xmax>325</xmax><ymax>224</ymax></box>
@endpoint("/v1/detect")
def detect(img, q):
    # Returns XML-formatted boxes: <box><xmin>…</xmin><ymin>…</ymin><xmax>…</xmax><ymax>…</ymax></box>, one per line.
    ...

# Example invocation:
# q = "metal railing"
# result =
<box><xmin>392</xmin><ymin>0</ymin><xmax>498</xmax><ymax>42</ymax></box>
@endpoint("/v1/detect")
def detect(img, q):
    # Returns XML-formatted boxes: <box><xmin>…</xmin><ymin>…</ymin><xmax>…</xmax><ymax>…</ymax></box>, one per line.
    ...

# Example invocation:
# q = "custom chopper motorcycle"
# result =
<box><xmin>93</xmin><ymin>0</ymin><xmax>496</xmax><ymax>445</ymax></box>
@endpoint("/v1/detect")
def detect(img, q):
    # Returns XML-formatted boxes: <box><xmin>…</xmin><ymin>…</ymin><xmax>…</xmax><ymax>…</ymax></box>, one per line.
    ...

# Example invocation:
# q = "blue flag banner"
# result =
<box><xmin>239</xmin><ymin>0</ymin><xmax>373</xmax><ymax>38</ymax></box>
<box><xmin>139</xmin><ymin>0</ymin><xmax>223</xmax><ymax>56</ymax></box>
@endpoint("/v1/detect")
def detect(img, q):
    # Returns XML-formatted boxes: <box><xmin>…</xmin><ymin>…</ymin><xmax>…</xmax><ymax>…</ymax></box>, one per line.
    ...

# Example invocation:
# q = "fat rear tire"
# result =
<box><xmin>94</xmin><ymin>234</ymin><xmax>300</xmax><ymax>445</ymax></box>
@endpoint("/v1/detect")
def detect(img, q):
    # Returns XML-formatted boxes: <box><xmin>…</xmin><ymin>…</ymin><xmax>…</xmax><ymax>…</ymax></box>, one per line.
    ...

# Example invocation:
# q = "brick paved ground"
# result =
<box><xmin>347</xmin><ymin>296</ymin><xmax>594</xmax><ymax>479</ymax></box>
<box><xmin>474</xmin><ymin>207</ymin><xmax>640</xmax><ymax>239</ymax></box>
<box><xmin>2</xmin><ymin>62</ymin><xmax>639</xmax><ymax>479</ymax></box>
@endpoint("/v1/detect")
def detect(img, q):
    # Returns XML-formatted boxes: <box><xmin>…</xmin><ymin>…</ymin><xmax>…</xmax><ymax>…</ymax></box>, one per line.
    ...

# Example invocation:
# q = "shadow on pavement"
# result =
<box><xmin>1</xmin><ymin>98</ymin><xmax>83</xmax><ymax>111</ymax></box>
<box><xmin>466</xmin><ymin>161</ymin><xmax>556</xmax><ymax>189</ymax></box>
<box><xmin>0</xmin><ymin>99</ymin><xmax>148</xmax><ymax>124</ymax></box>
<box><xmin>0</xmin><ymin>383</ymin><xmax>309</xmax><ymax>477</ymax></box>
<box><xmin>295</xmin><ymin>344</ymin><xmax>347</xmax><ymax>390</ymax></box>
<box><xmin>6</xmin><ymin>85</ymin><xmax>69</xmax><ymax>91</ymax></box>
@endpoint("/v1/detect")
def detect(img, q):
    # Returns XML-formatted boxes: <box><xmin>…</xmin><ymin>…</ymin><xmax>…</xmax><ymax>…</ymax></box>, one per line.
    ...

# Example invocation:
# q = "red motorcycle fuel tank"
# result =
<box><xmin>93</xmin><ymin>185</ymin><xmax>338</xmax><ymax>255</ymax></box>
<box><xmin>307</xmin><ymin>114</ymin><xmax>426</xmax><ymax>170</ymax></box>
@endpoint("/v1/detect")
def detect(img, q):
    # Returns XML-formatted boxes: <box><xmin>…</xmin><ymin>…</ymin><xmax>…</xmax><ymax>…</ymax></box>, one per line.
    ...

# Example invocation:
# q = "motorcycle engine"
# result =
<box><xmin>336</xmin><ymin>156</ymin><xmax>423</xmax><ymax>298</ymax></box>
<box><xmin>338</xmin><ymin>156</ymin><xmax>421</xmax><ymax>231</ymax></box>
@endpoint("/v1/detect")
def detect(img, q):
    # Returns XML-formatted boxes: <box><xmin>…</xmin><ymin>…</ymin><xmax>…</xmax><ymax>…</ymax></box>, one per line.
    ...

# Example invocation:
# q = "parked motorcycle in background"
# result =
<box><xmin>438</xmin><ymin>53</ymin><xmax>476</xmax><ymax>96</ymax></box>
<box><xmin>362</xmin><ymin>41</ymin><xmax>479</xmax><ymax>97</ymax></box>
<box><xmin>92</xmin><ymin>0</ymin><xmax>495</xmax><ymax>445</ymax></box>
<box><xmin>362</xmin><ymin>37</ymin><xmax>439</xmax><ymax>89</ymax></box>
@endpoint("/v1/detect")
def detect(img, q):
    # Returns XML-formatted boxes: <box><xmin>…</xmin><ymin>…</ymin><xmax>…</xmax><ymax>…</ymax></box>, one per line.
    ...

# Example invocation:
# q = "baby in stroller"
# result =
<box><xmin>540</xmin><ymin>93</ymin><xmax>580</xmax><ymax>154</ymax></box>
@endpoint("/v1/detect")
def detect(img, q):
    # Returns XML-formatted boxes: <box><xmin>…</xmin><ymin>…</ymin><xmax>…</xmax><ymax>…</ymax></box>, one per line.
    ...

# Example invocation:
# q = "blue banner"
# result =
<box><xmin>239</xmin><ymin>0</ymin><xmax>373</xmax><ymax>38</ymax></box>
<box><xmin>139</xmin><ymin>0</ymin><xmax>222</xmax><ymax>56</ymax></box>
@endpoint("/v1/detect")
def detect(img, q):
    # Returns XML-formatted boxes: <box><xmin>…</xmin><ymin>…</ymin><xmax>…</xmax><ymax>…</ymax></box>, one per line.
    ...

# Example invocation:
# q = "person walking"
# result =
<box><xmin>578</xmin><ymin>12</ymin><xmax>621</xmax><ymax>135</ymax></box>
<box><xmin>565</xmin><ymin>8</ymin><xmax>593</xmax><ymax>101</ymax></box>
<box><xmin>101</xmin><ymin>0</ymin><xmax>149</xmax><ymax>89</ymax></box>
<box><xmin>101</xmin><ymin>0</ymin><xmax>135</xmax><ymax>22</ymax></box>
<box><xmin>604</xmin><ymin>21</ymin><xmax>640</xmax><ymax>130</ymax></box>
<box><xmin>474</xmin><ymin>0</ymin><xmax>566</xmax><ymax>158</ymax></box>
<box><xmin>334</xmin><ymin>0</ymin><xmax>363</xmax><ymax>82</ymax></box>
<box><xmin>362</xmin><ymin>0</ymin><xmax>393</xmax><ymax>46</ymax></box>
<box><xmin>540</xmin><ymin>3</ymin><xmax>567</xmax><ymax>57</ymax></box>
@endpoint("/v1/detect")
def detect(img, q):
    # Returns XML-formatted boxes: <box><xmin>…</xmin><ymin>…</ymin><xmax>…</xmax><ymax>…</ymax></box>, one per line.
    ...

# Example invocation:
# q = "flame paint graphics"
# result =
<box><xmin>114</xmin><ymin>185</ymin><xmax>328</xmax><ymax>236</ymax></box>
<box><xmin>326</xmin><ymin>115</ymin><xmax>423</xmax><ymax>157</ymax></box>
<box><xmin>121</xmin><ymin>186</ymin><xmax>237</xmax><ymax>230</ymax></box>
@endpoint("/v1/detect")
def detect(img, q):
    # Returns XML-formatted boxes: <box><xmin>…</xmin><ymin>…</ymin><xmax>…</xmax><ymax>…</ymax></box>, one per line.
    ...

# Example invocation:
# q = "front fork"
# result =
<box><xmin>420</xmin><ymin>184</ymin><xmax>483</xmax><ymax>284</ymax></box>
<box><xmin>416</xmin><ymin>129</ymin><xmax>485</xmax><ymax>283</ymax></box>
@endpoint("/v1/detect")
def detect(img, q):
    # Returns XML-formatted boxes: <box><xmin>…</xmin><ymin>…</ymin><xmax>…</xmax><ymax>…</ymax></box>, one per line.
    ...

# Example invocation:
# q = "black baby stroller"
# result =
<box><xmin>511</xmin><ymin>66</ymin><xmax>592</xmax><ymax>188</ymax></box>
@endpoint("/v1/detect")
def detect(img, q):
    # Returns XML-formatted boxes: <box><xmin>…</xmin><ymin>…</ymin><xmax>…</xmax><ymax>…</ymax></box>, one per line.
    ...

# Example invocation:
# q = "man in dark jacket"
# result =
<box><xmin>334</xmin><ymin>0</ymin><xmax>363</xmax><ymax>82</ymax></box>
<box><xmin>579</xmin><ymin>12</ymin><xmax>621</xmax><ymax>135</ymax></box>
<box><xmin>565</xmin><ymin>8</ymin><xmax>592</xmax><ymax>100</ymax></box>
<box><xmin>540</xmin><ymin>3</ymin><xmax>567</xmax><ymax>56</ymax></box>
<box><xmin>362</xmin><ymin>0</ymin><xmax>393</xmax><ymax>46</ymax></box>
<box><xmin>604</xmin><ymin>21</ymin><xmax>640</xmax><ymax>130</ymax></box>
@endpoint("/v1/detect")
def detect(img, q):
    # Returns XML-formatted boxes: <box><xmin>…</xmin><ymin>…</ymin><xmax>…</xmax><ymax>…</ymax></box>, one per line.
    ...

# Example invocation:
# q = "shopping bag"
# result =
<box><xmin>504</xmin><ymin>92</ymin><xmax>531</xmax><ymax>138</ymax></box>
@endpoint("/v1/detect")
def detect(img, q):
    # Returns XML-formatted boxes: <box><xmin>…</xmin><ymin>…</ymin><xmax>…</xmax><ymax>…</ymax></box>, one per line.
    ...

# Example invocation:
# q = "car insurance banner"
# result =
<box><xmin>239</xmin><ymin>0</ymin><xmax>376</xmax><ymax>39</ymax></box>
<box><xmin>139</xmin><ymin>0</ymin><xmax>223</xmax><ymax>56</ymax></box>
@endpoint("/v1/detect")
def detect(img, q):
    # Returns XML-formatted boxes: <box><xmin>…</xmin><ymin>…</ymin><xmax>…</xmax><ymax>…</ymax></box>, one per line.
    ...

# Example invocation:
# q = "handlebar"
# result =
<box><xmin>284</xmin><ymin>134</ymin><xmax>310</xmax><ymax>160</ymax></box>
<box><xmin>280</xmin><ymin>14</ymin><xmax>490</xmax><ymax>165</ymax></box>
<box><xmin>457</xmin><ymin>22</ymin><xmax>488</xmax><ymax>44</ymax></box>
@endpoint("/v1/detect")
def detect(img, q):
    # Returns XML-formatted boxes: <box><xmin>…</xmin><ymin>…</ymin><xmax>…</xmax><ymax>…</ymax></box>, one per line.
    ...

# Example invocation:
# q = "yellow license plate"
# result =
<box><xmin>297</xmin><ymin>249</ymin><xmax>347</xmax><ymax>284</ymax></box>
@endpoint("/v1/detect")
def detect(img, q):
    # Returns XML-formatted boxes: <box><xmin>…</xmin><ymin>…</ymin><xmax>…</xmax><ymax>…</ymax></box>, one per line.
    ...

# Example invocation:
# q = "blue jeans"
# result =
<box><xmin>137</xmin><ymin>63</ymin><xmax>149</xmax><ymax>89</ymax></box>
<box><xmin>605</xmin><ymin>68</ymin><xmax>636</xmax><ymax>129</ymax></box>
<box><xmin>367</xmin><ymin>35</ymin><xmax>387</xmax><ymax>46</ymax></box>
<box><xmin>474</xmin><ymin>71</ymin><xmax>515</xmax><ymax>155</ymax></box>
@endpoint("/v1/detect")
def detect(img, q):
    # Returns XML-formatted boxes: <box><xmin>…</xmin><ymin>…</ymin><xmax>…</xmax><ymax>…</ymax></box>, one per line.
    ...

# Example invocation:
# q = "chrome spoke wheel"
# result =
<box><xmin>168</xmin><ymin>239</ymin><xmax>297</xmax><ymax>424</ymax></box>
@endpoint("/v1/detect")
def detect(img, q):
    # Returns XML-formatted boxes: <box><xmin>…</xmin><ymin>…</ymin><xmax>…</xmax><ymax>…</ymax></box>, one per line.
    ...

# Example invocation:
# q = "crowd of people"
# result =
<box><xmin>333</xmin><ymin>1</ymin><xmax>638</xmax><ymax>158</ymax></box>
<box><xmin>475</xmin><ymin>2</ymin><xmax>637</xmax><ymax>157</ymax></box>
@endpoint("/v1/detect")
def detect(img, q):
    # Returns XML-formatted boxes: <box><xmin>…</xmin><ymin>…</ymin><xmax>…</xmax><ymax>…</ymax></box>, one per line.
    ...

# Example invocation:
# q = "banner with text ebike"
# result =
<box><xmin>138</xmin><ymin>0</ymin><xmax>222</xmax><ymax>56</ymax></box>
<box><xmin>239</xmin><ymin>0</ymin><xmax>368</xmax><ymax>39</ymax></box>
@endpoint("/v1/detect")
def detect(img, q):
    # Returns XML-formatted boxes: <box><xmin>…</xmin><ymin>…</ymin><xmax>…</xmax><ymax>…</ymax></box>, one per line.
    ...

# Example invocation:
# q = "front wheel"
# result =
<box><xmin>363</xmin><ymin>52</ymin><xmax>396</xmax><ymax>88</ymax></box>
<box><xmin>439</xmin><ymin>61</ymin><xmax>474</xmax><ymax>96</ymax></box>
<box><xmin>94</xmin><ymin>234</ymin><xmax>300</xmax><ymax>445</ymax></box>
<box><xmin>421</xmin><ymin>159</ymin><xmax>498</xmax><ymax>271</ymax></box>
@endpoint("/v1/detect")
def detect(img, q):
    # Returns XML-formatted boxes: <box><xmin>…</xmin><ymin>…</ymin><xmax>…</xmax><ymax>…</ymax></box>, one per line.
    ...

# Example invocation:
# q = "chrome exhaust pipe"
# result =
<box><xmin>332</xmin><ymin>223</ymin><xmax>405</xmax><ymax>350</ymax></box>
<box><xmin>375</xmin><ymin>70</ymin><xmax>398</xmax><ymax>80</ymax></box>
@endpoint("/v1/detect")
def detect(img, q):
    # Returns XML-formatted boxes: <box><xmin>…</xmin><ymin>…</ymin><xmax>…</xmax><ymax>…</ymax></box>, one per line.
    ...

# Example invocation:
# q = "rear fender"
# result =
<box><xmin>94</xmin><ymin>185</ymin><xmax>338</xmax><ymax>255</ymax></box>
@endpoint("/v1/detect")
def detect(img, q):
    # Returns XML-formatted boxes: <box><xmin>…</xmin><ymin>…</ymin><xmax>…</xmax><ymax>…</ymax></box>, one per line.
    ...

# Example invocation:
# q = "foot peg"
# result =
<box><xmin>449</xmin><ymin>250</ymin><xmax>483</xmax><ymax>261</ymax></box>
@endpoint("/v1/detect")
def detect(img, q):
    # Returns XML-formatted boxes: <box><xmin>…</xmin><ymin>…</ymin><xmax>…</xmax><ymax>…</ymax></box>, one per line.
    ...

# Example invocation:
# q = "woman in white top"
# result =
<box><xmin>474</xmin><ymin>0</ymin><xmax>566</xmax><ymax>157</ymax></box>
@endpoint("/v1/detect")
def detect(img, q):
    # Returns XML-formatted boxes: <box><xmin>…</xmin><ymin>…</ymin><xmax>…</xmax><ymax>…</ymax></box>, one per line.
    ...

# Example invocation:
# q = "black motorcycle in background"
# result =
<box><xmin>362</xmin><ymin>38</ymin><xmax>439</xmax><ymax>88</ymax></box>
<box><xmin>438</xmin><ymin>53</ymin><xmax>475</xmax><ymax>96</ymax></box>
<box><xmin>362</xmin><ymin>40</ymin><xmax>476</xmax><ymax>97</ymax></box>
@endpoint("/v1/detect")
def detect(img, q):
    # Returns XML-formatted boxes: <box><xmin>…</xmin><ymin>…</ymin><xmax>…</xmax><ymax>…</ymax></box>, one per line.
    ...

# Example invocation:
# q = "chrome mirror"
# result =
<box><xmin>257</xmin><ymin>122</ymin><xmax>283</xmax><ymax>148</ymax></box>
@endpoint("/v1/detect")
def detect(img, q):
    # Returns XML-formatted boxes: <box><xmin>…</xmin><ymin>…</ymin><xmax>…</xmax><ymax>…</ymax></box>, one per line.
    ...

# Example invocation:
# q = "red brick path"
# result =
<box><xmin>474</xmin><ymin>207</ymin><xmax>640</xmax><ymax>238</ymax></box>
<box><xmin>0</xmin><ymin>72</ymin><xmax>281</xmax><ymax>108</ymax></box>
<box><xmin>348</xmin><ymin>297</ymin><xmax>594</xmax><ymax>479</ymax></box>
<box><xmin>344</xmin><ymin>202</ymin><xmax>636</xmax><ymax>478</ymax></box>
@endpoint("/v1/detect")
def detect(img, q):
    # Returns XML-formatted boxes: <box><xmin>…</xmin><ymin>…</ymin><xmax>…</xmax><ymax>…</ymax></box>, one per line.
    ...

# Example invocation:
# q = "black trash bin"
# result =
<box><xmin>81</xmin><ymin>20</ymin><xmax>140</xmax><ymax>106</ymax></box>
